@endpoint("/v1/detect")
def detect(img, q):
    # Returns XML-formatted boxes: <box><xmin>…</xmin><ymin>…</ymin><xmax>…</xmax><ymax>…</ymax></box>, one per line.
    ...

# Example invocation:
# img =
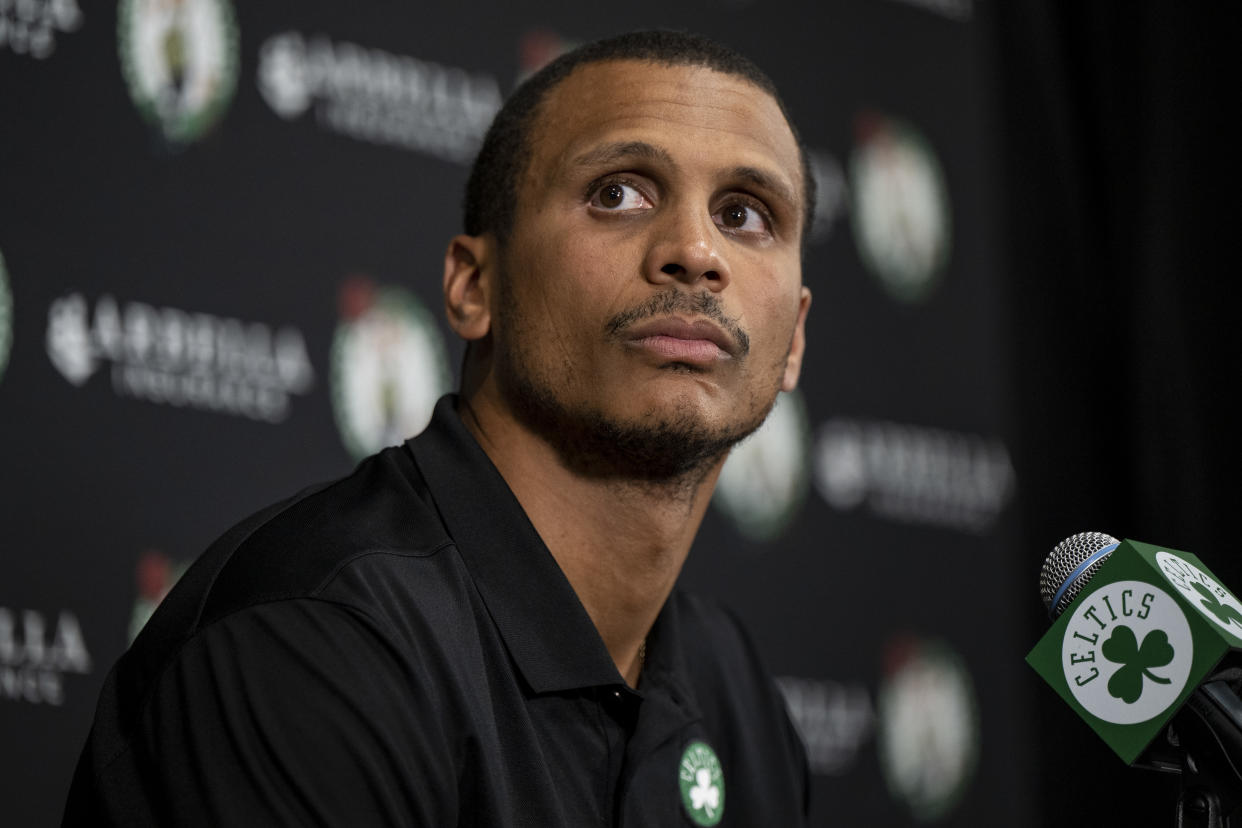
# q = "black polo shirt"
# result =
<box><xmin>64</xmin><ymin>396</ymin><xmax>809</xmax><ymax>827</ymax></box>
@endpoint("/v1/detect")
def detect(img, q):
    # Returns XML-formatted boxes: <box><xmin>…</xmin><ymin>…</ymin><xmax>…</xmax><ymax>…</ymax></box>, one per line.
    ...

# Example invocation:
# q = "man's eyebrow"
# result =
<box><xmin>571</xmin><ymin>140</ymin><xmax>676</xmax><ymax>169</ymax></box>
<box><xmin>729</xmin><ymin>165</ymin><xmax>799</xmax><ymax>214</ymax></box>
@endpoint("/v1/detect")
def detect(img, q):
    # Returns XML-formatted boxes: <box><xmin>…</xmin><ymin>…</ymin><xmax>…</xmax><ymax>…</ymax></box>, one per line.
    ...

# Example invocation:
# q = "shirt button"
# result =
<box><xmin>613</xmin><ymin>690</ymin><xmax>623</xmax><ymax>700</ymax></box>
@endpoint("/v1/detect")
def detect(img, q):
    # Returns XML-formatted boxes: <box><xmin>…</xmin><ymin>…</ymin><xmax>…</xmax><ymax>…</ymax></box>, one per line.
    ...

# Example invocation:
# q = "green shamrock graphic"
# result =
<box><xmin>1100</xmin><ymin>625</ymin><xmax>1174</xmax><ymax>704</ymax></box>
<box><xmin>1191</xmin><ymin>581</ymin><xmax>1242</xmax><ymax>627</ymax></box>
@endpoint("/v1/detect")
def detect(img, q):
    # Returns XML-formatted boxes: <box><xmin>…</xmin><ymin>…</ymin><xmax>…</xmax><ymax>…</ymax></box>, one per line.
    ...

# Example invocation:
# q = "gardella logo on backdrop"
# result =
<box><xmin>713</xmin><ymin>389</ymin><xmax>811</xmax><ymax>542</ymax></box>
<box><xmin>0</xmin><ymin>607</ymin><xmax>92</xmax><ymax>706</ymax></box>
<box><xmin>118</xmin><ymin>0</ymin><xmax>238</xmax><ymax>145</ymax></box>
<box><xmin>0</xmin><ymin>0</ymin><xmax>82</xmax><ymax>59</ymax></box>
<box><xmin>813</xmin><ymin>417</ymin><xmax>1013</xmax><ymax>534</ymax></box>
<box><xmin>776</xmin><ymin>676</ymin><xmax>874</xmax><ymax>776</ymax></box>
<box><xmin>331</xmin><ymin>277</ymin><xmax>451</xmax><ymax>460</ymax></box>
<box><xmin>849</xmin><ymin>112</ymin><xmax>951</xmax><ymax>304</ymax></box>
<box><xmin>257</xmin><ymin>32</ymin><xmax>502</xmax><ymax>164</ymax></box>
<box><xmin>45</xmin><ymin>293</ymin><xmax>314</xmax><ymax>422</ymax></box>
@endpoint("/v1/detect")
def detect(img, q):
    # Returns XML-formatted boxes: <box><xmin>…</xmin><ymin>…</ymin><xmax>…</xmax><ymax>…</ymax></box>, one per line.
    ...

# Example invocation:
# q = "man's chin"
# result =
<box><xmin>573</xmin><ymin>427</ymin><xmax>736</xmax><ymax>484</ymax></box>
<box><xmin>496</xmin><ymin>353</ymin><xmax>778</xmax><ymax>483</ymax></box>
<box><xmin>521</xmin><ymin>396</ymin><xmax>766</xmax><ymax>483</ymax></box>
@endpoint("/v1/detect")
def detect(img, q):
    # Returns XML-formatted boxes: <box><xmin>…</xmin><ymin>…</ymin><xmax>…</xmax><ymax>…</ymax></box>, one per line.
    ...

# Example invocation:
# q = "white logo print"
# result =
<box><xmin>713</xmin><ymin>389</ymin><xmax>811</xmax><ymax>541</ymax></box>
<box><xmin>690</xmin><ymin>769</ymin><xmax>719</xmax><ymax>812</ymax></box>
<box><xmin>0</xmin><ymin>0</ymin><xmax>83</xmax><ymax>59</ymax></box>
<box><xmin>118</xmin><ymin>0</ymin><xmax>239</xmax><ymax>143</ymax></box>
<box><xmin>877</xmin><ymin>638</ymin><xmax>978</xmax><ymax>820</ymax></box>
<box><xmin>678</xmin><ymin>741</ymin><xmax>725</xmax><ymax>826</ymax></box>
<box><xmin>1154</xmin><ymin>551</ymin><xmax>1242</xmax><ymax>641</ymax></box>
<box><xmin>46</xmin><ymin>293</ymin><xmax>314</xmax><ymax>422</ymax></box>
<box><xmin>331</xmin><ymin>279</ymin><xmax>451</xmax><ymax>458</ymax></box>
<box><xmin>0</xmin><ymin>608</ymin><xmax>92</xmax><ymax>705</ymax></box>
<box><xmin>776</xmin><ymin>676</ymin><xmax>874</xmax><ymax>775</ymax></box>
<box><xmin>850</xmin><ymin>113</ymin><xmax>951</xmax><ymax>303</ymax></box>
<box><xmin>813</xmin><ymin>417</ymin><xmax>1014</xmax><ymax>534</ymax></box>
<box><xmin>1061</xmin><ymin>580</ymin><xmax>1193</xmax><ymax>725</ymax></box>
<box><xmin>257</xmin><ymin>32</ymin><xmax>502</xmax><ymax>164</ymax></box>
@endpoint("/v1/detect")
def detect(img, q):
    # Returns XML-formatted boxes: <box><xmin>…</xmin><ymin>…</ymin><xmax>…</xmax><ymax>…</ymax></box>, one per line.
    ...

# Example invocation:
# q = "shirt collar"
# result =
<box><xmin>640</xmin><ymin>591</ymin><xmax>703</xmax><ymax>721</ymax></box>
<box><xmin>405</xmin><ymin>395</ymin><xmax>624</xmax><ymax>694</ymax></box>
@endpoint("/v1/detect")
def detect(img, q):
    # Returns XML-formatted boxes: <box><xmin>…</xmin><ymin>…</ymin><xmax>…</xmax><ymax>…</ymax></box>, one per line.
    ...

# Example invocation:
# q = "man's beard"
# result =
<box><xmin>494</xmin><ymin>287</ymin><xmax>779</xmax><ymax>485</ymax></box>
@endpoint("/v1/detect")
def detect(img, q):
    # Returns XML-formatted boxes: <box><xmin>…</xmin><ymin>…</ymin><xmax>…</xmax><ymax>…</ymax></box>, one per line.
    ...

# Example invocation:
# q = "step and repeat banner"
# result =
<box><xmin>2</xmin><ymin>1</ymin><xmax>1030</xmax><ymax>825</ymax></box>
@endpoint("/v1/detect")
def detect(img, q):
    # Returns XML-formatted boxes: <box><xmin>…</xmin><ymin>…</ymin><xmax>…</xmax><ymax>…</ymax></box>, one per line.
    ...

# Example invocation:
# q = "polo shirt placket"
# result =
<box><xmin>409</xmin><ymin>399</ymin><xmax>708</xmax><ymax>825</ymax></box>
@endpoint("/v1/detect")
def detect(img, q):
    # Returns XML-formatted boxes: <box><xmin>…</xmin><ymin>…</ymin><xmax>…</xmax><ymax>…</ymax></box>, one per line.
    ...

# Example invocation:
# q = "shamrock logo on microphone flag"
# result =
<box><xmin>1191</xmin><ymin>582</ymin><xmax>1242</xmax><ymax>628</ymax></box>
<box><xmin>1100</xmin><ymin>625</ymin><xmax>1174</xmax><ymax>704</ymax></box>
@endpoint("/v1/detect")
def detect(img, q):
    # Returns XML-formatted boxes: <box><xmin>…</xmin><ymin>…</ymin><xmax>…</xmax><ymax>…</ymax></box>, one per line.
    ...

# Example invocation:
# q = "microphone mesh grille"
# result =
<box><xmin>1039</xmin><ymin>531</ymin><xmax>1121</xmax><ymax>618</ymax></box>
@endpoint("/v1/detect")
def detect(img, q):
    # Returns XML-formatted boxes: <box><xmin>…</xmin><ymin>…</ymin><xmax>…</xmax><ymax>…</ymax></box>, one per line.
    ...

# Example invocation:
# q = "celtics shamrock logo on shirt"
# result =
<box><xmin>679</xmin><ymin>740</ymin><xmax>724</xmax><ymax>826</ymax></box>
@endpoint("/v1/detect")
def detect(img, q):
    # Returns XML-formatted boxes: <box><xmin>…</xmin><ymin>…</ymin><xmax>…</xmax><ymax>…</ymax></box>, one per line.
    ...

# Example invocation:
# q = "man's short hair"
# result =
<box><xmin>463</xmin><ymin>29</ymin><xmax>816</xmax><ymax>251</ymax></box>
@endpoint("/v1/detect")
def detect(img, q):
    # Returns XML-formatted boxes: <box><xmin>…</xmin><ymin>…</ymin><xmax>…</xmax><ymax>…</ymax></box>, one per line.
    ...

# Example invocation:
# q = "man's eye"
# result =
<box><xmin>715</xmin><ymin>202</ymin><xmax>769</xmax><ymax>235</ymax></box>
<box><xmin>591</xmin><ymin>181</ymin><xmax>648</xmax><ymax>210</ymax></box>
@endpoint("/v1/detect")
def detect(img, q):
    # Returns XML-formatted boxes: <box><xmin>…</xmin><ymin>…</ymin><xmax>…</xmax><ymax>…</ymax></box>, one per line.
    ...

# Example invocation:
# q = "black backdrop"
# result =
<box><xmin>996</xmin><ymin>1</ymin><xmax>1239</xmax><ymax>824</ymax></box>
<box><xmin>1</xmin><ymin>1</ymin><xmax>1232</xmax><ymax>825</ymax></box>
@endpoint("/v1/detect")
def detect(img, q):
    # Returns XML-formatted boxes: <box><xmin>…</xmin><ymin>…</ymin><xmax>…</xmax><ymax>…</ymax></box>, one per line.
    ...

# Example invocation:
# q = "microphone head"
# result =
<box><xmin>1039</xmin><ymin>531</ymin><xmax>1121</xmax><ymax>619</ymax></box>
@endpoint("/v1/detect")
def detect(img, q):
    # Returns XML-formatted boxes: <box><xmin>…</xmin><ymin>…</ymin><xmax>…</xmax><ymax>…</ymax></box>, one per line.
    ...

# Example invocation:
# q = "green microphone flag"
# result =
<box><xmin>1027</xmin><ymin>540</ymin><xmax>1242</xmax><ymax>764</ymax></box>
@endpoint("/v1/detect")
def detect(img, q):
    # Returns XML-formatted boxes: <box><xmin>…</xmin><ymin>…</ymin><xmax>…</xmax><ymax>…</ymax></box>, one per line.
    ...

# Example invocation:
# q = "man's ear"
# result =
<box><xmin>781</xmin><ymin>286</ymin><xmax>812</xmax><ymax>392</ymax></box>
<box><xmin>443</xmin><ymin>234</ymin><xmax>495</xmax><ymax>342</ymax></box>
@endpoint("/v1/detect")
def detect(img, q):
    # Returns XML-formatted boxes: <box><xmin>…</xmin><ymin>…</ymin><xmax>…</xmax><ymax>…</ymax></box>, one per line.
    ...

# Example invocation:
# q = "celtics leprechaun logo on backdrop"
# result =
<box><xmin>118</xmin><ymin>0</ymin><xmax>238</xmax><ymax>144</ymax></box>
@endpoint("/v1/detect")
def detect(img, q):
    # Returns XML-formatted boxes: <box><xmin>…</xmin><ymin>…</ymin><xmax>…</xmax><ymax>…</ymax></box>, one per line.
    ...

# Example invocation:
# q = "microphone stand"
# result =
<box><xmin>1140</xmin><ymin>667</ymin><xmax>1242</xmax><ymax>828</ymax></box>
<box><xmin>1173</xmin><ymin>674</ymin><xmax>1242</xmax><ymax>828</ymax></box>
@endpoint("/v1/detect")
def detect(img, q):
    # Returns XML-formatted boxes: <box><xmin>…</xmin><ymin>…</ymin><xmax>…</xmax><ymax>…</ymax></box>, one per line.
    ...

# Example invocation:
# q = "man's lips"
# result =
<box><xmin>621</xmin><ymin>317</ymin><xmax>739</xmax><ymax>363</ymax></box>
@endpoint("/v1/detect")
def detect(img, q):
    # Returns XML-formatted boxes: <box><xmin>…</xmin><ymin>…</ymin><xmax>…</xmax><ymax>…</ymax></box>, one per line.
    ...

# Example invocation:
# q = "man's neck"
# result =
<box><xmin>458</xmin><ymin>394</ymin><xmax>722</xmax><ymax>688</ymax></box>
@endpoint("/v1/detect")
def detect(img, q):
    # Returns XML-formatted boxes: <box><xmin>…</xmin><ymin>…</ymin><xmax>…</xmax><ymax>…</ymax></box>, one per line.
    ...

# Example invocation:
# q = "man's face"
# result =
<box><xmin>489</xmin><ymin>59</ymin><xmax>810</xmax><ymax>479</ymax></box>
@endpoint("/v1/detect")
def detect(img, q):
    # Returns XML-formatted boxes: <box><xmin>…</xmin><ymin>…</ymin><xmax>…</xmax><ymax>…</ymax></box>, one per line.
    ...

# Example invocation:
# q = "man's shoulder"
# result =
<box><xmin>136</xmin><ymin>444</ymin><xmax>458</xmax><ymax>659</ymax></box>
<box><xmin>200</xmin><ymin>443</ymin><xmax>454</xmax><ymax>623</ymax></box>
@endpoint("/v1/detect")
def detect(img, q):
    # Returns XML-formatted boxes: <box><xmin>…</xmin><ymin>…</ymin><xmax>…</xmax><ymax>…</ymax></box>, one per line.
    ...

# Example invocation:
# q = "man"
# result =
<box><xmin>64</xmin><ymin>30</ymin><xmax>814</xmax><ymax>826</ymax></box>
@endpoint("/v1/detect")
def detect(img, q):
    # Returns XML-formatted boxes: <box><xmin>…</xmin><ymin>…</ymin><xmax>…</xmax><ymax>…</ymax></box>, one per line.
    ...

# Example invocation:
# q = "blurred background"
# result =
<box><xmin>1</xmin><ymin>1</ymin><xmax>1234</xmax><ymax>824</ymax></box>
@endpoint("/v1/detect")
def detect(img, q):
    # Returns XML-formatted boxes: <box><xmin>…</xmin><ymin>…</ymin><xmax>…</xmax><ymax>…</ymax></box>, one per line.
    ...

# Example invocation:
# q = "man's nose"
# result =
<box><xmin>642</xmin><ymin>205</ymin><xmax>730</xmax><ymax>291</ymax></box>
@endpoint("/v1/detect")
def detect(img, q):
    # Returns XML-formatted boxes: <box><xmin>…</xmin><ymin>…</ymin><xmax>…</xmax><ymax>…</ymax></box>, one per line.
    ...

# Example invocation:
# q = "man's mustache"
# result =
<box><xmin>604</xmin><ymin>290</ymin><xmax>750</xmax><ymax>356</ymax></box>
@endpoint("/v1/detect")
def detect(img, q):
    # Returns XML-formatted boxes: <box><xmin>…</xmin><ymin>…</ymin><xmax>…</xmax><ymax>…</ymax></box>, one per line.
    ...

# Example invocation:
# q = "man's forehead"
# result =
<box><xmin>528</xmin><ymin>59</ymin><xmax>802</xmax><ymax>196</ymax></box>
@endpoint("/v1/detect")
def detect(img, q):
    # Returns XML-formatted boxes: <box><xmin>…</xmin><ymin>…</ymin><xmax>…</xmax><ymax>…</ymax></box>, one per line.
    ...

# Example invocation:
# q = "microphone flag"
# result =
<box><xmin>1027</xmin><ymin>539</ymin><xmax>1242</xmax><ymax>764</ymax></box>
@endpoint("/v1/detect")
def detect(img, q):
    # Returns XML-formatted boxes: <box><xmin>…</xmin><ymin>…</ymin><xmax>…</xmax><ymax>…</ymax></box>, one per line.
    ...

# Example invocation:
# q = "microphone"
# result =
<box><xmin>1028</xmin><ymin>532</ymin><xmax>1242</xmax><ymax>822</ymax></box>
<box><xmin>1039</xmin><ymin>530</ymin><xmax>1123</xmax><ymax>619</ymax></box>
